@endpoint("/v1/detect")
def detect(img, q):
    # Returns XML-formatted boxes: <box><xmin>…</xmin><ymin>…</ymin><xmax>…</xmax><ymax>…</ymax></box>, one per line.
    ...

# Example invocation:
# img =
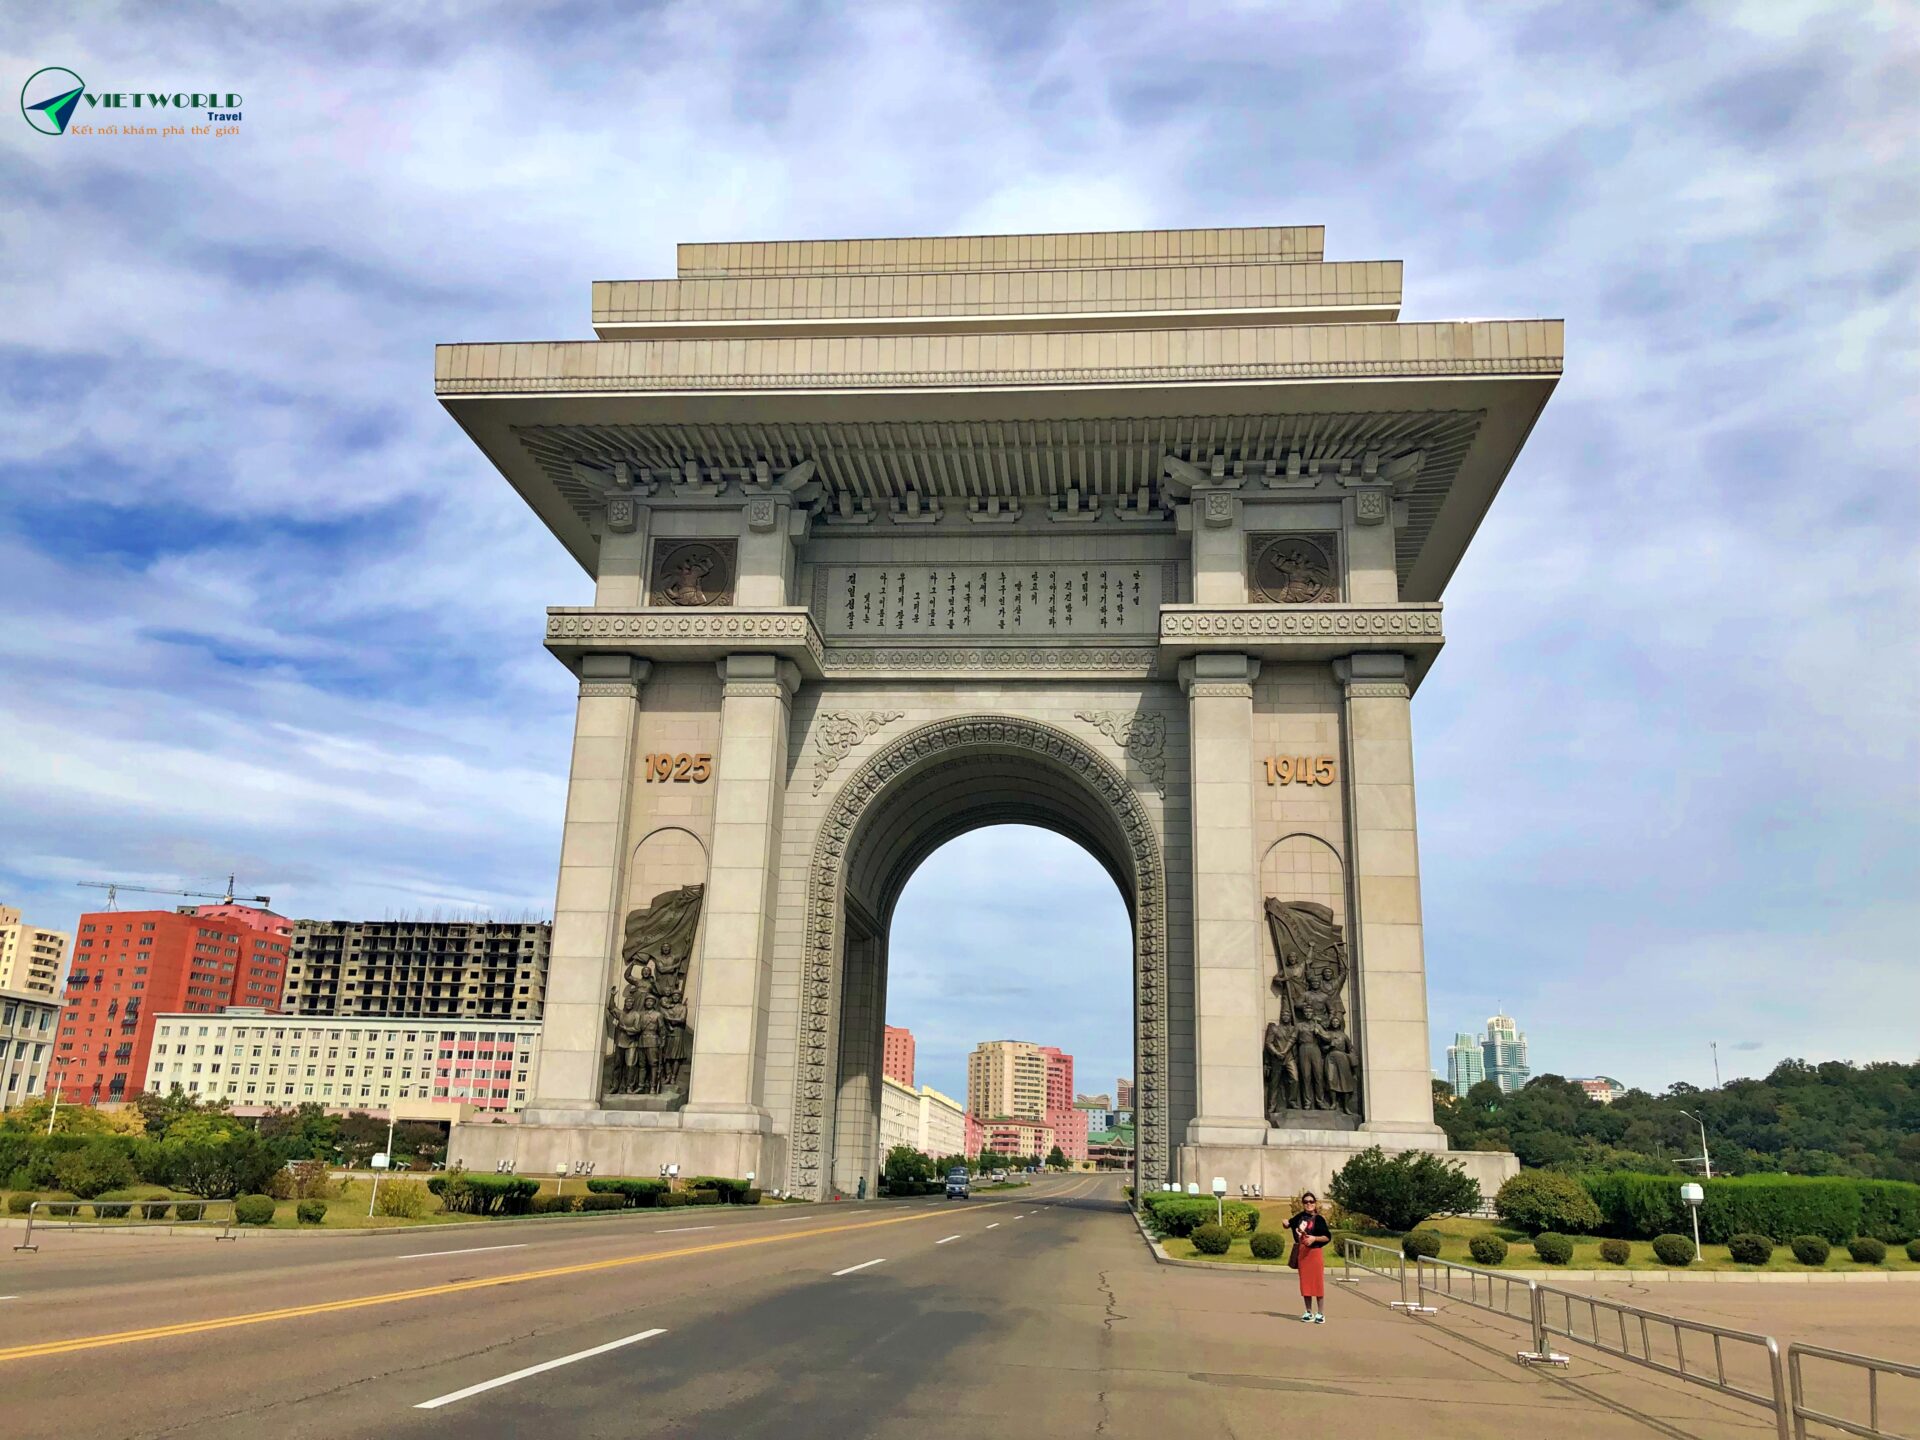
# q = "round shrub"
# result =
<box><xmin>233</xmin><ymin>1194</ymin><xmax>277</xmax><ymax>1226</ymax></box>
<box><xmin>1846</xmin><ymin>1236</ymin><xmax>1887</xmax><ymax>1265</ymax></box>
<box><xmin>6</xmin><ymin>1192</ymin><xmax>36</xmax><ymax>1215</ymax></box>
<box><xmin>1401</xmin><ymin>1228</ymin><xmax>1443</xmax><ymax>1260</ymax></box>
<box><xmin>92</xmin><ymin>1201</ymin><xmax>132</xmax><ymax>1220</ymax></box>
<box><xmin>1191</xmin><ymin>1222</ymin><xmax>1232</xmax><ymax>1255</ymax></box>
<box><xmin>1727</xmin><ymin>1232</ymin><xmax>1773</xmax><ymax>1266</ymax></box>
<box><xmin>1494</xmin><ymin>1170</ymin><xmax>1602</xmax><ymax>1236</ymax></box>
<box><xmin>140</xmin><ymin>1201</ymin><xmax>172</xmax><ymax>1221</ymax></box>
<box><xmin>174</xmin><ymin>1201</ymin><xmax>204</xmax><ymax>1222</ymax></box>
<box><xmin>1651</xmin><ymin>1233</ymin><xmax>1695</xmax><ymax>1266</ymax></box>
<box><xmin>1907</xmin><ymin>1238</ymin><xmax>1920</xmax><ymax>1263</ymax></box>
<box><xmin>1790</xmin><ymin>1234</ymin><xmax>1831</xmax><ymax>1266</ymax></box>
<box><xmin>1248</xmin><ymin>1230</ymin><xmax>1287</xmax><ymax>1261</ymax></box>
<box><xmin>1468</xmin><ymin>1233</ymin><xmax>1509</xmax><ymax>1266</ymax></box>
<box><xmin>1598</xmin><ymin>1238</ymin><xmax>1631</xmax><ymax>1266</ymax></box>
<box><xmin>296</xmin><ymin>1199</ymin><xmax>326</xmax><ymax>1225</ymax></box>
<box><xmin>1533</xmin><ymin>1232</ymin><xmax>1574</xmax><ymax>1265</ymax></box>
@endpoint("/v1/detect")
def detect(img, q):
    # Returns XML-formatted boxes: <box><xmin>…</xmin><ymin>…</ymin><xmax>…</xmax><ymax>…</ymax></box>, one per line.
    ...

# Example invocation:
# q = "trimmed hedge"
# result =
<box><xmin>1847</xmin><ymin>1236</ymin><xmax>1887</xmax><ymax>1264</ymax></box>
<box><xmin>1651</xmin><ymin>1233</ymin><xmax>1695</xmax><ymax>1266</ymax></box>
<box><xmin>234</xmin><ymin>1194</ymin><xmax>276</xmax><ymax>1226</ymax></box>
<box><xmin>1468</xmin><ymin>1234</ymin><xmax>1508</xmax><ymax>1266</ymax></box>
<box><xmin>1402</xmin><ymin>1228</ymin><xmax>1443</xmax><ymax>1260</ymax></box>
<box><xmin>1533</xmin><ymin>1232</ymin><xmax>1574</xmax><ymax>1265</ymax></box>
<box><xmin>586</xmin><ymin>1178</ymin><xmax>669</xmax><ymax>1208</ymax></box>
<box><xmin>687</xmin><ymin>1176</ymin><xmax>756</xmax><ymax>1203</ymax></box>
<box><xmin>1581</xmin><ymin>1172</ymin><xmax>1920</xmax><ymax>1244</ymax></box>
<box><xmin>1726</xmin><ymin>1232</ymin><xmax>1773</xmax><ymax>1265</ymax></box>
<box><xmin>6</xmin><ymin>1192</ymin><xmax>35</xmax><ymax>1214</ymax></box>
<box><xmin>92</xmin><ymin>1201</ymin><xmax>132</xmax><ymax>1219</ymax></box>
<box><xmin>1249</xmin><ymin>1231</ymin><xmax>1287</xmax><ymax>1261</ymax></box>
<box><xmin>296</xmin><ymin>1199</ymin><xmax>327</xmax><ymax>1225</ymax></box>
<box><xmin>1139</xmin><ymin>1193</ymin><xmax>1259</xmax><ymax>1238</ymax></box>
<box><xmin>1790</xmin><ymin>1234</ymin><xmax>1830</xmax><ymax>1265</ymax></box>
<box><xmin>1907</xmin><ymin>1238</ymin><xmax>1920</xmax><ymax>1263</ymax></box>
<box><xmin>1598</xmin><ymin>1238</ymin><xmax>1631</xmax><ymax>1265</ymax></box>
<box><xmin>530</xmin><ymin>1194</ymin><xmax>577</xmax><ymax>1214</ymax></box>
<box><xmin>427</xmin><ymin>1174</ymin><xmax>539</xmax><ymax>1216</ymax></box>
<box><xmin>175</xmin><ymin>1201</ymin><xmax>204</xmax><ymax>1221</ymax></box>
<box><xmin>579</xmin><ymin>1193</ymin><xmax>625</xmax><ymax>1212</ymax></box>
<box><xmin>658</xmin><ymin>1191</ymin><xmax>693</xmax><ymax>1208</ymax></box>
<box><xmin>140</xmin><ymin>1201</ymin><xmax>172</xmax><ymax>1221</ymax></box>
<box><xmin>1191</xmin><ymin>1222</ymin><xmax>1232</xmax><ymax>1255</ymax></box>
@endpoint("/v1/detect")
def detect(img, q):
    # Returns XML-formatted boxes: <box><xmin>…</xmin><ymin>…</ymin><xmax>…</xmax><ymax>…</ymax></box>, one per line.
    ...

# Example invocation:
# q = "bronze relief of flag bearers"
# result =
<box><xmin>1262</xmin><ymin>899</ymin><xmax>1359</xmax><ymax>1122</ymax></box>
<box><xmin>604</xmin><ymin>883</ymin><xmax>703</xmax><ymax>1097</ymax></box>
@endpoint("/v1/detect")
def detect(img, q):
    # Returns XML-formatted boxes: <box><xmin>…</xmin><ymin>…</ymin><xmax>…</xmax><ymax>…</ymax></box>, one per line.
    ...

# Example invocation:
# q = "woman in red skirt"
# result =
<box><xmin>1288</xmin><ymin>1191</ymin><xmax>1332</xmax><ymax>1323</ymax></box>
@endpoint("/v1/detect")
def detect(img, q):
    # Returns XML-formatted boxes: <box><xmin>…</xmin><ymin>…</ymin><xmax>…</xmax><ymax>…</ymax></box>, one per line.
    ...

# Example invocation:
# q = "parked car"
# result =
<box><xmin>944</xmin><ymin>1168</ymin><xmax>971</xmax><ymax>1199</ymax></box>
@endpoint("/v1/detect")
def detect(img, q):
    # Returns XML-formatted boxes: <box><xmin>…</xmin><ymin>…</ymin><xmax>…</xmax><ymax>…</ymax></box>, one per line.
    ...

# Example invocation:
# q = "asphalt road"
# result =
<box><xmin>3</xmin><ymin>1175</ymin><xmax>1911</xmax><ymax>1439</ymax></box>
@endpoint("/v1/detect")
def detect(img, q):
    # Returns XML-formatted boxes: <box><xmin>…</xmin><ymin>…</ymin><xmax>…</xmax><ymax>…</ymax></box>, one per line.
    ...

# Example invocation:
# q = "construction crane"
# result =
<box><xmin>78</xmin><ymin>873</ymin><xmax>271</xmax><ymax>911</ymax></box>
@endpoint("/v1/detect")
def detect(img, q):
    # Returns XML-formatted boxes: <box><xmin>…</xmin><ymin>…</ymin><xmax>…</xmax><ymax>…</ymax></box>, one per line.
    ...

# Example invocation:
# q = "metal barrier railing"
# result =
<box><xmin>14</xmin><ymin>1198</ymin><xmax>237</xmax><ymax>1251</ymax></box>
<box><xmin>1789</xmin><ymin>1343</ymin><xmax>1920</xmax><ymax>1440</ymax></box>
<box><xmin>1535</xmin><ymin>1282</ymin><xmax>1789</xmax><ymax>1440</ymax></box>
<box><xmin>1337</xmin><ymin>1236</ymin><xmax>1432</xmax><ymax>1312</ymax></box>
<box><xmin>1413</xmin><ymin>1254</ymin><xmax>1566</xmax><ymax>1365</ymax></box>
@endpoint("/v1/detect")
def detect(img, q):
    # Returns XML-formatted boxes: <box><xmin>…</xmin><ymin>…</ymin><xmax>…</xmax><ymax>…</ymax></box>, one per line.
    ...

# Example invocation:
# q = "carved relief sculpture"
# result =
<box><xmin>1074</xmin><ymin>710</ymin><xmax>1168</xmax><ymax>797</ymax></box>
<box><xmin>1262</xmin><ymin>898</ymin><xmax>1359</xmax><ymax>1121</ymax></box>
<box><xmin>604</xmin><ymin>883</ymin><xmax>704</xmax><ymax>1097</ymax></box>
<box><xmin>811</xmin><ymin>711</ymin><xmax>904</xmax><ymax>792</ymax></box>
<box><xmin>649</xmin><ymin>539</ymin><xmax>737</xmax><ymax>607</ymax></box>
<box><xmin>1249</xmin><ymin>533</ymin><xmax>1340</xmax><ymax>604</ymax></box>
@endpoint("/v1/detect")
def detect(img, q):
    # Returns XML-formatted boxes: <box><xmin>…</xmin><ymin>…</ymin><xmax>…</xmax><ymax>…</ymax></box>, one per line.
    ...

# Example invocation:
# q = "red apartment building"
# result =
<box><xmin>882</xmin><ymin>1024</ymin><xmax>916</xmax><ymax>1087</ymax></box>
<box><xmin>1039</xmin><ymin>1044</ymin><xmax>1088</xmax><ymax>1162</ymax></box>
<box><xmin>58</xmin><ymin>907</ymin><xmax>292</xmax><ymax>1104</ymax></box>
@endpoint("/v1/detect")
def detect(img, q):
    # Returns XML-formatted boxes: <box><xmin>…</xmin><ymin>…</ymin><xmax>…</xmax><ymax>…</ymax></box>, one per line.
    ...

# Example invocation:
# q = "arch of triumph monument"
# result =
<box><xmin>437</xmin><ymin>225</ymin><xmax>1559</xmax><ymax>1200</ymax></box>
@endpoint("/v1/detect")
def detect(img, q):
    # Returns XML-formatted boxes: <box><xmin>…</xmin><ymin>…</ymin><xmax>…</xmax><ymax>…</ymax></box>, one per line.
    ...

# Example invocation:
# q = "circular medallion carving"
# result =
<box><xmin>1251</xmin><ymin>535</ymin><xmax>1340</xmax><ymax>605</ymax></box>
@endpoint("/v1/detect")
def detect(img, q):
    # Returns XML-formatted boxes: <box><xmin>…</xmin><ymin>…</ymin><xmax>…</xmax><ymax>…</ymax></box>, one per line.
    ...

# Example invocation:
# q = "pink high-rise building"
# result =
<box><xmin>1039</xmin><ymin>1045</ymin><xmax>1087</xmax><ymax>1162</ymax></box>
<box><xmin>883</xmin><ymin>1024</ymin><xmax>915</xmax><ymax>1087</ymax></box>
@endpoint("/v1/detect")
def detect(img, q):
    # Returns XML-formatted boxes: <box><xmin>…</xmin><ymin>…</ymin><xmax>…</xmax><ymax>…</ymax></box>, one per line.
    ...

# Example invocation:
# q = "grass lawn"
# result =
<box><xmin>1157</xmin><ymin>1211</ymin><xmax>1920</xmax><ymax>1273</ymax></box>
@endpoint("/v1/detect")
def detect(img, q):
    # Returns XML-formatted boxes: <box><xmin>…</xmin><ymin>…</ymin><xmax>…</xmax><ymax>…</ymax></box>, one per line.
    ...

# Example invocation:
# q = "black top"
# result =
<box><xmin>1288</xmin><ymin>1212</ymin><xmax>1331</xmax><ymax>1246</ymax></box>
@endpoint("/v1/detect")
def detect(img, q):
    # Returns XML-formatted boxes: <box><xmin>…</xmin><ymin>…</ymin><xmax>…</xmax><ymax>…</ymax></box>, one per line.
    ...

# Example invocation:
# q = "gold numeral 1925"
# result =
<box><xmin>644</xmin><ymin>752</ymin><xmax>712</xmax><ymax>783</ymax></box>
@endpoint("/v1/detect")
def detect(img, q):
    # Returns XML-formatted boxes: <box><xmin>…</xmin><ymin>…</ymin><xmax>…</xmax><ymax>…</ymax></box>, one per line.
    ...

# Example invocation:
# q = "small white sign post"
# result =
<box><xmin>1680</xmin><ymin>1181</ymin><xmax>1705</xmax><ymax>1261</ymax></box>
<box><xmin>1211</xmin><ymin>1176</ymin><xmax>1227</xmax><ymax>1226</ymax></box>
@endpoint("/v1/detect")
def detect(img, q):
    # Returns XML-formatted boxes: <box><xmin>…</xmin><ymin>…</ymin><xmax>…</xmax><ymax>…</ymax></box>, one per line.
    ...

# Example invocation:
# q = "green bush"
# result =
<box><xmin>6</xmin><ymin>1192</ymin><xmax>36</xmax><ymax>1214</ymax></box>
<box><xmin>233</xmin><ymin>1194</ymin><xmax>277</xmax><ymax>1226</ymax></box>
<box><xmin>1138</xmin><ymin>1193</ymin><xmax>1258</xmax><ymax>1238</ymax></box>
<box><xmin>1329</xmin><ymin>1146</ymin><xmax>1480</xmax><ymax>1233</ymax></box>
<box><xmin>1532</xmin><ymin>1232</ymin><xmax>1574</xmax><ymax>1265</ymax></box>
<box><xmin>159</xmin><ymin>1134</ymin><xmax>278</xmax><ymax>1200</ymax></box>
<box><xmin>687</xmin><ymin>1176</ymin><xmax>754</xmax><ymax>1203</ymax></box>
<box><xmin>1727</xmin><ymin>1232</ymin><xmax>1773</xmax><ymax>1265</ymax></box>
<box><xmin>1857</xmin><ymin>1182</ymin><xmax>1920</xmax><ymax>1245</ymax></box>
<box><xmin>1651</xmin><ymin>1233</ymin><xmax>1695</xmax><ymax>1266</ymax></box>
<box><xmin>529</xmin><ymin>1194</ymin><xmax>574</xmax><ymax>1214</ymax></box>
<box><xmin>658</xmin><ymin>1191</ymin><xmax>693</xmax><ymax>1208</ymax></box>
<box><xmin>741</xmin><ymin>1188</ymin><xmax>763</xmax><ymax>1205</ymax></box>
<box><xmin>586</xmin><ymin>1178</ymin><xmax>668</xmax><ymax>1208</ymax></box>
<box><xmin>1249</xmin><ymin>1231</ymin><xmax>1287</xmax><ymax>1260</ymax></box>
<box><xmin>92</xmin><ymin>1201</ymin><xmax>132</xmax><ymax>1219</ymax></box>
<box><xmin>1468</xmin><ymin>1233</ymin><xmax>1509</xmax><ymax>1266</ymax></box>
<box><xmin>296</xmin><ymin>1199</ymin><xmax>327</xmax><ymax>1225</ymax></box>
<box><xmin>1190</xmin><ymin>1222</ymin><xmax>1232</xmax><ymax>1255</ymax></box>
<box><xmin>1906</xmin><ymin>1238</ymin><xmax>1920</xmax><ymax>1263</ymax></box>
<box><xmin>290</xmin><ymin>1160</ymin><xmax>333</xmax><ymax>1199</ymax></box>
<box><xmin>374</xmin><ymin>1180</ymin><xmax>428</xmax><ymax>1219</ymax></box>
<box><xmin>174</xmin><ymin>1201</ymin><xmax>204</xmax><ymax>1222</ymax></box>
<box><xmin>1402</xmin><ymin>1228</ymin><xmax>1443</xmax><ymax>1260</ymax></box>
<box><xmin>1495</xmin><ymin>1171</ymin><xmax>1602</xmax><ymax>1236</ymax></box>
<box><xmin>579</xmin><ymin>1193</ymin><xmax>625</xmax><ymax>1212</ymax></box>
<box><xmin>688</xmin><ymin>1189</ymin><xmax>723</xmax><ymax>1206</ymax></box>
<box><xmin>427</xmin><ymin>1174</ymin><xmax>539</xmax><ymax>1215</ymax></box>
<box><xmin>1581</xmin><ymin>1172</ymin><xmax>1920</xmax><ymax>1245</ymax></box>
<box><xmin>1846</xmin><ymin>1236</ymin><xmax>1887</xmax><ymax>1264</ymax></box>
<box><xmin>140</xmin><ymin>1201</ymin><xmax>172</xmax><ymax>1221</ymax></box>
<box><xmin>52</xmin><ymin>1145</ymin><xmax>137</xmax><ymax>1200</ymax></box>
<box><xmin>1598</xmin><ymin>1238</ymin><xmax>1631</xmax><ymax>1265</ymax></box>
<box><xmin>1790</xmin><ymin>1234</ymin><xmax>1830</xmax><ymax>1265</ymax></box>
<box><xmin>265</xmin><ymin>1166</ymin><xmax>297</xmax><ymax>1201</ymax></box>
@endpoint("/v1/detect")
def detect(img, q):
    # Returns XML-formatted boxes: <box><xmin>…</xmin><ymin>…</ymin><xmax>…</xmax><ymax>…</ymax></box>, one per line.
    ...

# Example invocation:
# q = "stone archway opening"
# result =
<box><xmin>852</xmin><ymin>823</ymin><xmax>1133</xmax><ymax>1187</ymax></box>
<box><xmin>792</xmin><ymin>716</ymin><xmax>1170</xmax><ymax>1200</ymax></box>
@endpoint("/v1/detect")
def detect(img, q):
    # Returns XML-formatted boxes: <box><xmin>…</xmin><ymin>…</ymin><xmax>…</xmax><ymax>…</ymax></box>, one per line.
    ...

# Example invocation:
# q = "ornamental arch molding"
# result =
<box><xmin>791</xmin><ymin>714</ymin><xmax>1170</xmax><ymax>1198</ymax></box>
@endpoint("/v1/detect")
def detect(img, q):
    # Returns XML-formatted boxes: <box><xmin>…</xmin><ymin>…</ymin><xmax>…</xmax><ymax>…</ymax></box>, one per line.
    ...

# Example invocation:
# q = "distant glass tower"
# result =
<box><xmin>1446</xmin><ymin>1032</ymin><xmax>1486</xmax><ymax>1096</ymax></box>
<box><xmin>1482</xmin><ymin>1013</ymin><xmax>1530</xmax><ymax>1093</ymax></box>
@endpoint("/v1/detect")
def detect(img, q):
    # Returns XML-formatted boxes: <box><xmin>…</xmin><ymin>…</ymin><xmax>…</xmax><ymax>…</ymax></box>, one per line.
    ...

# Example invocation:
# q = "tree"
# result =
<box><xmin>1046</xmin><ymin>1145</ymin><xmax>1067</xmax><ymax>1170</ymax></box>
<box><xmin>258</xmin><ymin>1102</ymin><xmax>340</xmax><ymax>1161</ymax></box>
<box><xmin>131</xmin><ymin>1086</ymin><xmax>230</xmax><ymax>1138</ymax></box>
<box><xmin>1328</xmin><ymin>1146</ymin><xmax>1481</xmax><ymax>1232</ymax></box>
<box><xmin>884</xmin><ymin>1145</ymin><xmax>933</xmax><ymax>1184</ymax></box>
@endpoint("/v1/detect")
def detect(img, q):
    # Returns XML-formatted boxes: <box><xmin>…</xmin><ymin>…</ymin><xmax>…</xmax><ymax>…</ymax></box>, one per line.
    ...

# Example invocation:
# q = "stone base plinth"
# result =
<box><xmin>449</xmin><ymin>1111</ymin><xmax>787</xmax><ymax>1190</ymax></box>
<box><xmin>1178</xmin><ymin>1133</ymin><xmax>1516</xmax><ymax>1204</ymax></box>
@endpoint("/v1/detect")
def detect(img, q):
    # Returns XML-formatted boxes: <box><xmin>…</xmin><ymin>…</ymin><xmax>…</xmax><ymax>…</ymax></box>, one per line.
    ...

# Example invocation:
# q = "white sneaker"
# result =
<box><xmin>1299</xmin><ymin>1311</ymin><xmax>1314</xmax><ymax>1322</ymax></box>
<box><xmin>1313</xmin><ymin>1313</ymin><xmax>1326</xmax><ymax>1324</ymax></box>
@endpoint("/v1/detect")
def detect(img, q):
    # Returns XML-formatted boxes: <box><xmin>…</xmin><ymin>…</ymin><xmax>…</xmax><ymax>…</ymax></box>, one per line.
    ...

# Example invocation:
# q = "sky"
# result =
<box><xmin>1</xmin><ymin>2</ymin><xmax>1914</xmax><ymax>1102</ymax></box>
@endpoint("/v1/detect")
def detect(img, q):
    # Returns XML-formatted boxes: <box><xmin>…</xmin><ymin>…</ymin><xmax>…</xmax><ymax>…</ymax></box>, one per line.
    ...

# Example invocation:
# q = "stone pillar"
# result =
<box><xmin>1339</xmin><ymin>652</ymin><xmax>1445</xmax><ymax>1141</ymax></box>
<box><xmin>1181</xmin><ymin>651</ymin><xmax>1270</xmax><ymax>1145</ymax></box>
<box><xmin>683</xmin><ymin>653</ymin><xmax>798</xmax><ymax>1128</ymax></box>
<box><xmin>529</xmin><ymin>653</ymin><xmax>648</xmax><ymax>1112</ymax></box>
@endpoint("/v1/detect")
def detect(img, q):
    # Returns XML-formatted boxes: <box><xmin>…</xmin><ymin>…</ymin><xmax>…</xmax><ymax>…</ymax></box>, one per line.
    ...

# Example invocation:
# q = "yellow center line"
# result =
<box><xmin>0</xmin><ymin>1201</ymin><xmax>1009</xmax><ymax>1365</ymax></box>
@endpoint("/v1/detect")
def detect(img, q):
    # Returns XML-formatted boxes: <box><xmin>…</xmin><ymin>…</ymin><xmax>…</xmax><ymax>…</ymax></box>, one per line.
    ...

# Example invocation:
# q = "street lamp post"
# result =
<box><xmin>44</xmin><ymin>1056</ymin><xmax>74</xmax><ymax>1137</ymax></box>
<box><xmin>367</xmin><ymin>1109</ymin><xmax>398</xmax><ymax>1217</ymax></box>
<box><xmin>1677</xmin><ymin>1109</ymin><xmax>1712</xmax><ymax>1179</ymax></box>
